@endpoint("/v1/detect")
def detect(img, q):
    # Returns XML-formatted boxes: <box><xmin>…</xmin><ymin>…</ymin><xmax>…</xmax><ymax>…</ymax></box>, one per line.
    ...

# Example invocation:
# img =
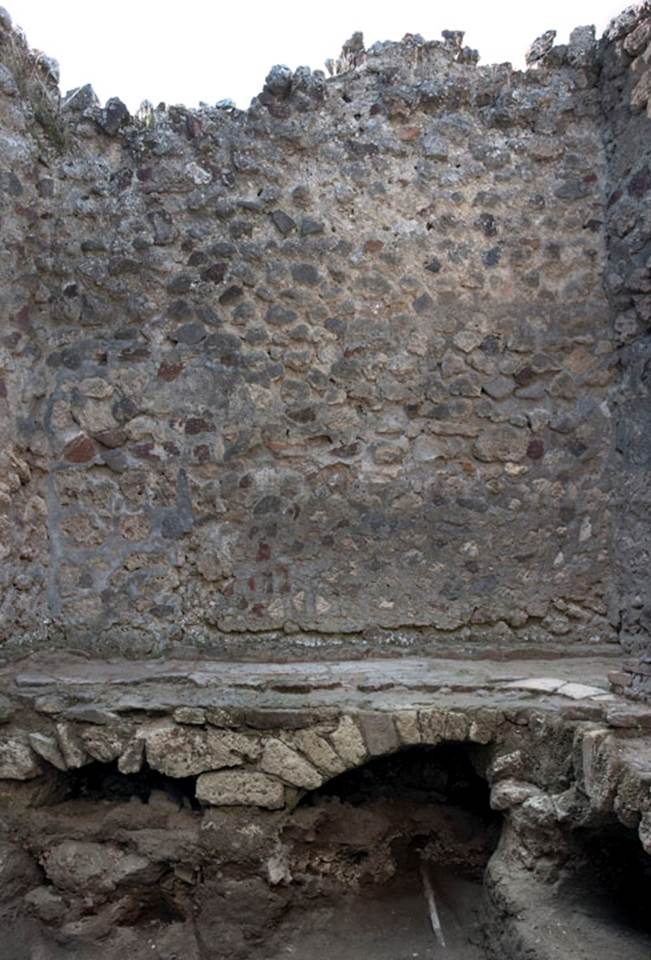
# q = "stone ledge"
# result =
<box><xmin>615</xmin><ymin>659</ymin><xmax>651</xmax><ymax>704</ymax></box>
<box><xmin>0</xmin><ymin>655</ymin><xmax>649</xmax><ymax>828</ymax></box>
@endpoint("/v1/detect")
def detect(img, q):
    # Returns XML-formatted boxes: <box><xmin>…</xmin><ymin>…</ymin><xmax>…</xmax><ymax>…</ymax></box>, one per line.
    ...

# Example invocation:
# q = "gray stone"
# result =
<box><xmin>0</xmin><ymin>695</ymin><xmax>14</xmax><ymax>723</ymax></box>
<box><xmin>37</xmin><ymin>54</ymin><xmax>59</xmax><ymax>85</ymax></box>
<box><xmin>0</xmin><ymin>63</ymin><xmax>17</xmax><ymax>97</ymax></box>
<box><xmin>520</xmin><ymin>793</ymin><xmax>557</xmax><ymax>828</ymax></box>
<box><xmin>81</xmin><ymin>727</ymin><xmax>127</xmax><ymax>763</ymax></box>
<box><xmin>504</xmin><ymin>678</ymin><xmax>562</xmax><ymax>693</ymax></box>
<box><xmin>489</xmin><ymin>750</ymin><xmax>525</xmax><ymax>780</ymax></box>
<box><xmin>0</xmin><ymin>737</ymin><xmax>41</xmax><ymax>780</ymax></box>
<box><xmin>34</xmin><ymin>695</ymin><xmax>68</xmax><ymax>715</ymax></box>
<box><xmin>117</xmin><ymin>737</ymin><xmax>144</xmax><ymax>774</ymax></box>
<box><xmin>525</xmin><ymin>29</ymin><xmax>556</xmax><ymax>65</ymax></box>
<box><xmin>358</xmin><ymin>712</ymin><xmax>400</xmax><ymax>756</ymax></box>
<box><xmin>63</xmin><ymin>84</ymin><xmax>99</xmax><ymax>112</ymax></box>
<box><xmin>444</xmin><ymin>711</ymin><xmax>470</xmax><ymax>741</ymax></box>
<box><xmin>579</xmin><ymin>728</ymin><xmax>620</xmax><ymax>813</ymax></box>
<box><xmin>0</xmin><ymin>841</ymin><xmax>39</xmax><ymax>900</ymax></box>
<box><xmin>263</xmin><ymin>65</ymin><xmax>293</xmax><ymax>98</ymax></box>
<box><xmin>483</xmin><ymin>376</ymin><xmax>514</xmax><ymax>400</ymax></box>
<box><xmin>490</xmin><ymin>779</ymin><xmax>542</xmax><ymax>811</ymax></box>
<box><xmin>554</xmin><ymin>179</ymin><xmax>590</xmax><ymax>201</ymax></box>
<box><xmin>270</xmin><ymin>210</ymin><xmax>296</xmax><ymax>235</ymax></box>
<box><xmin>24</xmin><ymin>886</ymin><xmax>68</xmax><ymax>924</ymax></box>
<box><xmin>419</xmin><ymin>709</ymin><xmax>446</xmax><ymax>744</ymax></box>
<box><xmin>174</xmin><ymin>707</ymin><xmax>207</xmax><ymax>725</ymax></box>
<box><xmin>421</xmin><ymin>134</ymin><xmax>448</xmax><ymax>160</ymax></box>
<box><xmin>473</xmin><ymin>426</ymin><xmax>528</xmax><ymax>462</ymax></box>
<box><xmin>557</xmin><ymin>682</ymin><xmax>605</xmax><ymax>700</ymax></box>
<box><xmin>28</xmin><ymin>733</ymin><xmax>67</xmax><ymax>771</ymax></box>
<box><xmin>43</xmin><ymin>841</ymin><xmax>155</xmax><ymax>894</ymax></box>
<box><xmin>628</xmin><ymin>13</ymin><xmax>651</xmax><ymax>51</ymax></box>
<box><xmin>56</xmin><ymin>723</ymin><xmax>89</xmax><ymax>769</ymax></box>
<box><xmin>291</xmin><ymin>263</ymin><xmax>320</xmax><ymax>285</ymax></box>
<box><xmin>299</xmin><ymin>217</ymin><xmax>325</xmax><ymax>236</ymax></box>
<box><xmin>329</xmin><ymin>717</ymin><xmax>367</xmax><ymax>766</ymax></box>
<box><xmin>394</xmin><ymin>711</ymin><xmax>421</xmax><ymax>744</ymax></box>
<box><xmin>568</xmin><ymin>24</ymin><xmax>596</xmax><ymax>63</ymax></box>
<box><xmin>170</xmin><ymin>322</ymin><xmax>206</xmax><ymax>345</ymax></box>
<box><xmin>99</xmin><ymin>97</ymin><xmax>130</xmax><ymax>135</ymax></box>
<box><xmin>62</xmin><ymin>706</ymin><xmax>120</xmax><ymax>725</ymax></box>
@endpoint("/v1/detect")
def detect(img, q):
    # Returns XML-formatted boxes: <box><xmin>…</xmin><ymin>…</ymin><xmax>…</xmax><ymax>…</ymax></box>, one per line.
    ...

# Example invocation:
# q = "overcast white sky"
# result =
<box><xmin>8</xmin><ymin>0</ymin><xmax>627</xmax><ymax>110</ymax></box>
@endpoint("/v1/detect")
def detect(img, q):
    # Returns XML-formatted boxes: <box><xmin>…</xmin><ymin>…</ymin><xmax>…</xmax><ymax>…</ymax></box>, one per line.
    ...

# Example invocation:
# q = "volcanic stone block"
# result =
<box><xmin>490</xmin><ymin>779</ymin><xmax>542</xmax><ymax>811</ymax></box>
<box><xmin>579</xmin><ymin>728</ymin><xmax>622</xmax><ymax>813</ymax></box>
<box><xmin>394</xmin><ymin>711</ymin><xmax>422</xmax><ymax>745</ymax></box>
<box><xmin>117</xmin><ymin>737</ymin><xmax>145</xmax><ymax>774</ymax></box>
<box><xmin>419</xmin><ymin>709</ymin><xmax>446</xmax><ymax>744</ymax></box>
<box><xmin>358</xmin><ymin>712</ymin><xmax>400</xmax><ymax>756</ymax></box>
<box><xmin>144</xmin><ymin>725</ymin><xmax>258</xmax><ymax>778</ymax></box>
<box><xmin>196</xmin><ymin>770</ymin><xmax>285</xmax><ymax>809</ymax></box>
<box><xmin>0</xmin><ymin>736</ymin><xmax>41</xmax><ymax>780</ymax></box>
<box><xmin>56</xmin><ymin>723</ymin><xmax>89</xmax><ymax>769</ymax></box>
<box><xmin>329</xmin><ymin>716</ymin><xmax>367</xmax><ymax>767</ymax></box>
<box><xmin>290</xmin><ymin>730</ymin><xmax>347</xmax><ymax>776</ymax></box>
<box><xmin>260</xmin><ymin>738</ymin><xmax>323</xmax><ymax>789</ymax></box>
<box><xmin>472</xmin><ymin>426</ymin><xmax>529</xmax><ymax>462</ymax></box>
<box><xmin>28</xmin><ymin>733</ymin><xmax>67</xmax><ymax>771</ymax></box>
<box><xmin>81</xmin><ymin>726</ymin><xmax>127</xmax><ymax>764</ymax></box>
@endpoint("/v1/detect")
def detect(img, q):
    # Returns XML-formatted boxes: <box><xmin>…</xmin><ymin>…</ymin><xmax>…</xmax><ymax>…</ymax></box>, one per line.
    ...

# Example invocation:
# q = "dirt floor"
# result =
<box><xmin>260</xmin><ymin>868</ymin><xmax>485</xmax><ymax>960</ymax></box>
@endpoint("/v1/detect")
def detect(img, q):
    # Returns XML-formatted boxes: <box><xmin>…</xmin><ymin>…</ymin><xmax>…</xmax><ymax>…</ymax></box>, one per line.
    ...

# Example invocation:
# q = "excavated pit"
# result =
<box><xmin>258</xmin><ymin>743</ymin><xmax>501</xmax><ymax>959</ymax></box>
<box><xmin>1</xmin><ymin>653</ymin><xmax>651</xmax><ymax>958</ymax></box>
<box><xmin>1</xmin><ymin>713</ymin><xmax>651</xmax><ymax>960</ymax></box>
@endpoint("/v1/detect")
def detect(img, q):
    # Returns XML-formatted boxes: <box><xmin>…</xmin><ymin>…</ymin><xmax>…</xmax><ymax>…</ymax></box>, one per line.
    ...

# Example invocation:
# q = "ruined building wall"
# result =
<box><xmin>0</xmin><ymin>9</ymin><xmax>640</xmax><ymax>661</ymax></box>
<box><xmin>599</xmin><ymin>5</ymin><xmax>651</xmax><ymax>696</ymax></box>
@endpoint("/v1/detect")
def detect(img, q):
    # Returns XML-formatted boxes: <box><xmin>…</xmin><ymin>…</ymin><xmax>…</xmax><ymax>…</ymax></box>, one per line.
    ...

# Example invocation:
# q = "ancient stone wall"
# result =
<box><xmin>0</xmin><ymin>8</ymin><xmax>650</xmax><ymax>956</ymax></box>
<box><xmin>0</xmin><ymin>9</ymin><xmax>632</xmax><ymax>660</ymax></box>
<box><xmin>599</xmin><ymin>4</ymin><xmax>651</xmax><ymax>697</ymax></box>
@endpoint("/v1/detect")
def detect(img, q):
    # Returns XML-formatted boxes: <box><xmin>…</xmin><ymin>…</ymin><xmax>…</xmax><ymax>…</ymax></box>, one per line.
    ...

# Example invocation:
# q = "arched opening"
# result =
<box><xmin>259</xmin><ymin>742</ymin><xmax>501</xmax><ymax>959</ymax></box>
<box><xmin>66</xmin><ymin>759</ymin><xmax>200</xmax><ymax>809</ymax></box>
<box><xmin>573</xmin><ymin>822</ymin><xmax>651</xmax><ymax>935</ymax></box>
<box><xmin>556</xmin><ymin>820</ymin><xmax>651</xmax><ymax>948</ymax></box>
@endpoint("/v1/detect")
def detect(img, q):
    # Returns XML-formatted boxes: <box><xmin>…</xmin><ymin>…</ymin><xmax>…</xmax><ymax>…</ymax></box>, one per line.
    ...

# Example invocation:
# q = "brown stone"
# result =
<box><xmin>157</xmin><ymin>359</ymin><xmax>183</xmax><ymax>381</ymax></box>
<box><xmin>398</xmin><ymin>126</ymin><xmax>421</xmax><ymax>141</ymax></box>
<box><xmin>63</xmin><ymin>434</ymin><xmax>96</xmax><ymax>463</ymax></box>
<box><xmin>94</xmin><ymin>427</ymin><xmax>126</xmax><ymax>448</ymax></box>
<box><xmin>527</xmin><ymin>437</ymin><xmax>544</xmax><ymax>460</ymax></box>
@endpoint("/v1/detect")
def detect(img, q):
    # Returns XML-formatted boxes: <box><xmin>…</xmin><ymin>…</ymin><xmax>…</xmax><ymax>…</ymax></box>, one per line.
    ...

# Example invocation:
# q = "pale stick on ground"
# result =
<box><xmin>420</xmin><ymin>862</ymin><xmax>447</xmax><ymax>949</ymax></box>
